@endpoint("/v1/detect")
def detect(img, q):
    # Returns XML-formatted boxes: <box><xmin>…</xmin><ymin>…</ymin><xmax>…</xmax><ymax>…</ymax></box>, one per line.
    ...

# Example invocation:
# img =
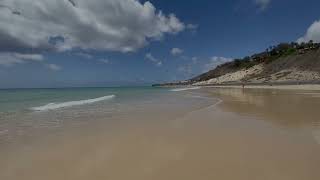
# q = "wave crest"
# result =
<box><xmin>170</xmin><ymin>87</ymin><xmax>201</xmax><ymax>92</ymax></box>
<box><xmin>31</xmin><ymin>95</ymin><xmax>115</xmax><ymax>111</ymax></box>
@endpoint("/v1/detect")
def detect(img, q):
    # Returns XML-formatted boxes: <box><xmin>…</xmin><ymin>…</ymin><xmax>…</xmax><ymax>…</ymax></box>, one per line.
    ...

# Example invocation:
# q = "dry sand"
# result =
<box><xmin>194</xmin><ymin>64</ymin><xmax>263</xmax><ymax>85</ymax></box>
<box><xmin>250</xmin><ymin>69</ymin><xmax>320</xmax><ymax>83</ymax></box>
<box><xmin>193</xmin><ymin>62</ymin><xmax>320</xmax><ymax>86</ymax></box>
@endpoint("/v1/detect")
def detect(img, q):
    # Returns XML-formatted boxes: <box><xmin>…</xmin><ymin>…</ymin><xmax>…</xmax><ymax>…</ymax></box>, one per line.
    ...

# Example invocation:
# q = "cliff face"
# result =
<box><xmin>193</xmin><ymin>49</ymin><xmax>320</xmax><ymax>85</ymax></box>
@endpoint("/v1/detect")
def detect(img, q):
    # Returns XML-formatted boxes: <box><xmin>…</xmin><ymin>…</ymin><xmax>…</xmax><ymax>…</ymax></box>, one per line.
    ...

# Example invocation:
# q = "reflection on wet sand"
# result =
<box><xmin>201</xmin><ymin>87</ymin><xmax>320</xmax><ymax>146</ymax></box>
<box><xmin>202</xmin><ymin>87</ymin><xmax>320</xmax><ymax>127</ymax></box>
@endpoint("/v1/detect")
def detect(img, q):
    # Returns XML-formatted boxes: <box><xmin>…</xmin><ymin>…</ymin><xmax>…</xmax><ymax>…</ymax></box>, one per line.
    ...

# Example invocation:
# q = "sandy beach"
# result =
<box><xmin>1</xmin><ymin>87</ymin><xmax>319</xmax><ymax>180</ymax></box>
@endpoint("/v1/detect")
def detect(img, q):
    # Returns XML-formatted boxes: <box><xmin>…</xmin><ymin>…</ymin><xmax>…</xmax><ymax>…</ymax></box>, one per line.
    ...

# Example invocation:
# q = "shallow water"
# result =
<box><xmin>0</xmin><ymin>87</ymin><xmax>319</xmax><ymax>180</ymax></box>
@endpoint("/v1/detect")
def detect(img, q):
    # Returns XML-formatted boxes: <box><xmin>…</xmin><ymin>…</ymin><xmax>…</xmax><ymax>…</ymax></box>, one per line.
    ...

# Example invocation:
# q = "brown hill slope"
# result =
<box><xmin>192</xmin><ymin>46</ymin><xmax>320</xmax><ymax>85</ymax></box>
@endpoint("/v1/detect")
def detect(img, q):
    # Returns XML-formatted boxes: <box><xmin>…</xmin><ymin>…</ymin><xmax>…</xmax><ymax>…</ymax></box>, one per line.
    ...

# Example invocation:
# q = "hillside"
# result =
<box><xmin>191</xmin><ymin>41</ymin><xmax>320</xmax><ymax>85</ymax></box>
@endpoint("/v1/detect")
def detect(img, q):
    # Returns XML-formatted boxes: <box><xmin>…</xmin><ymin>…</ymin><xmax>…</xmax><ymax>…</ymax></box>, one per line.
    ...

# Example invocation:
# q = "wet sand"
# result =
<box><xmin>204</xmin><ymin>84</ymin><xmax>320</xmax><ymax>90</ymax></box>
<box><xmin>1</xmin><ymin>88</ymin><xmax>320</xmax><ymax>180</ymax></box>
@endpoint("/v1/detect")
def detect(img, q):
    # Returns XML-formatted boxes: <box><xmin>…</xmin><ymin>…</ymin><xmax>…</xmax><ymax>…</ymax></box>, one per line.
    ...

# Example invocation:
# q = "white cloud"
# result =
<box><xmin>178</xmin><ymin>64</ymin><xmax>192</xmax><ymax>76</ymax></box>
<box><xmin>191</xmin><ymin>57</ymin><xmax>198</xmax><ymax>64</ymax></box>
<box><xmin>171</xmin><ymin>48</ymin><xmax>184</xmax><ymax>56</ymax></box>
<box><xmin>145</xmin><ymin>53</ymin><xmax>163</xmax><ymax>67</ymax></box>
<box><xmin>297</xmin><ymin>20</ymin><xmax>320</xmax><ymax>43</ymax></box>
<box><xmin>0</xmin><ymin>0</ymin><xmax>186</xmax><ymax>53</ymax></box>
<box><xmin>0</xmin><ymin>53</ymin><xmax>44</xmax><ymax>66</ymax></box>
<box><xmin>0</xmin><ymin>52</ymin><xmax>62</xmax><ymax>72</ymax></box>
<box><xmin>202</xmin><ymin>56</ymin><xmax>232</xmax><ymax>72</ymax></box>
<box><xmin>14</xmin><ymin>53</ymin><xmax>44</xmax><ymax>61</ymax></box>
<box><xmin>254</xmin><ymin>0</ymin><xmax>271</xmax><ymax>10</ymax></box>
<box><xmin>186</xmin><ymin>24</ymin><xmax>198</xmax><ymax>32</ymax></box>
<box><xmin>46</xmin><ymin>64</ymin><xmax>62</xmax><ymax>71</ymax></box>
<box><xmin>186</xmin><ymin>24</ymin><xmax>198</xmax><ymax>30</ymax></box>
<box><xmin>99</xmin><ymin>59</ymin><xmax>110</xmax><ymax>64</ymax></box>
<box><xmin>75</xmin><ymin>52</ymin><xmax>93</xmax><ymax>59</ymax></box>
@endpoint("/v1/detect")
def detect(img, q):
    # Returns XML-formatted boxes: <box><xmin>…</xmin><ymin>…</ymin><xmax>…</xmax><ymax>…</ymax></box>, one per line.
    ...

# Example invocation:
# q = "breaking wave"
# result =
<box><xmin>170</xmin><ymin>87</ymin><xmax>201</xmax><ymax>92</ymax></box>
<box><xmin>31</xmin><ymin>95</ymin><xmax>115</xmax><ymax>111</ymax></box>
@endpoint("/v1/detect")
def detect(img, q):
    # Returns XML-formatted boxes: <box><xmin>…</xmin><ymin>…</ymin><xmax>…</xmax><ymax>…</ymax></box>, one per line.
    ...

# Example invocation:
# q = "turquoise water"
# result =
<box><xmin>0</xmin><ymin>87</ymin><xmax>168</xmax><ymax>113</ymax></box>
<box><xmin>0</xmin><ymin>86</ymin><xmax>212</xmax><ymax>145</ymax></box>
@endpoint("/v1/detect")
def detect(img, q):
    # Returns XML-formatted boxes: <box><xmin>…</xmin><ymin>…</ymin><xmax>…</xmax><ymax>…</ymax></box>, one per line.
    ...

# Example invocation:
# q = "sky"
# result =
<box><xmin>0</xmin><ymin>0</ymin><xmax>320</xmax><ymax>88</ymax></box>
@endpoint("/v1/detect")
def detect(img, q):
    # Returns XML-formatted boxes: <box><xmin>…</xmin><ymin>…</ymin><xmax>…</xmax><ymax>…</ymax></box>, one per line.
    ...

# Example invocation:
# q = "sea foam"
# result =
<box><xmin>170</xmin><ymin>87</ymin><xmax>201</xmax><ymax>92</ymax></box>
<box><xmin>31</xmin><ymin>95</ymin><xmax>115</xmax><ymax>111</ymax></box>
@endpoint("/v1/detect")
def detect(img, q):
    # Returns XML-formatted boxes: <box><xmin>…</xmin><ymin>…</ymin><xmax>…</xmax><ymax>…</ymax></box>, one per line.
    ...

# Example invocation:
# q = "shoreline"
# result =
<box><xmin>199</xmin><ymin>84</ymin><xmax>320</xmax><ymax>90</ymax></box>
<box><xmin>154</xmin><ymin>80</ymin><xmax>320</xmax><ymax>91</ymax></box>
<box><xmin>154</xmin><ymin>82</ymin><xmax>320</xmax><ymax>90</ymax></box>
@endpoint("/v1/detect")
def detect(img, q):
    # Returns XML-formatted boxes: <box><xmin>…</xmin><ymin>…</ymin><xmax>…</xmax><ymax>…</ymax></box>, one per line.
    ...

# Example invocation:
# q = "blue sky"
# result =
<box><xmin>0</xmin><ymin>0</ymin><xmax>320</xmax><ymax>88</ymax></box>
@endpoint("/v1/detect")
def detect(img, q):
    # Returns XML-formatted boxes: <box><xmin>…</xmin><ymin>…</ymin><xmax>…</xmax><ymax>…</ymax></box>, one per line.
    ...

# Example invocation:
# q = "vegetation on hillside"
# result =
<box><xmin>153</xmin><ymin>41</ymin><xmax>320</xmax><ymax>86</ymax></box>
<box><xmin>191</xmin><ymin>41</ymin><xmax>320</xmax><ymax>82</ymax></box>
<box><xmin>225</xmin><ymin>40</ymin><xmax>320</xmax><ymax>69</ymax></box>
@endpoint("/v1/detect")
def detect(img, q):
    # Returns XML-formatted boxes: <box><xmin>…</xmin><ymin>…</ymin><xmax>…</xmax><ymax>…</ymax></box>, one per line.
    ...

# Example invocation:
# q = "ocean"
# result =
<box><xmin>0</xmin><ymin>86</ymin><xmax>214</xmax><ymax>144</ymax></box>
<box><xmin>0</xmin><ymin>87</ymin><xmax>167</xmax><ymax>113</ymax></box>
